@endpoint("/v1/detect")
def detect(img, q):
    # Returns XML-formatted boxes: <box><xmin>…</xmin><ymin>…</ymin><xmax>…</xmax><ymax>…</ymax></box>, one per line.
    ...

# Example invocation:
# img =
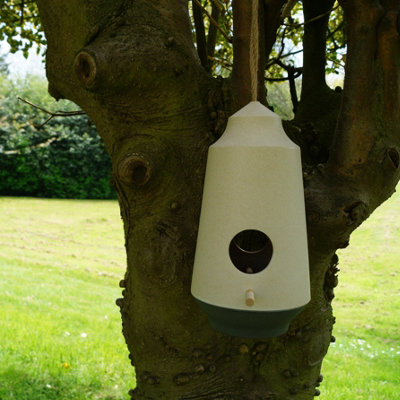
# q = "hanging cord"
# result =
<box><xmin>250</xmin><ymin>0</ymin><xmax>259</xmax><ymax>101</ymax></box>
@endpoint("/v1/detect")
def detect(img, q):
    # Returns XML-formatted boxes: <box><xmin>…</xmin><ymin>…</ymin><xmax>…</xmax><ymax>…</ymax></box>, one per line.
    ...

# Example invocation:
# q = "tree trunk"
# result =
<box><xmin>34</xmin><ymin>0</ymin><xmax>400</xmax><ymax>399</ymax></box>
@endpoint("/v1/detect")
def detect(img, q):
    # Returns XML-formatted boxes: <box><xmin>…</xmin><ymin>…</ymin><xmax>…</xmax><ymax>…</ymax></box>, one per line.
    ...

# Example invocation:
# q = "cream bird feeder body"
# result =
<box><xmin>191</xmin><ymin>101</ymin><xmax>310</xmax><ymax>338</ymax></box>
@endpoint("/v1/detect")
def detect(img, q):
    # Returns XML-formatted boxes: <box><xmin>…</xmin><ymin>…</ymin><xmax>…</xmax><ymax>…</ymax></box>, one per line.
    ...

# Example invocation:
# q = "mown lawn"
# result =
<box><xmin>321</xmin><ymin>191</ymin><xmax>400</xmax><ymax>399</ymax></box>
<box><xmin>0</xmin><ymin>198</ymin><xmax>133</xmax><ymax>400</ymax></box>
<box><xmin>0</xmin><ymin>195</ymin><xmax>399</xmax><ymax>399</ymax></box>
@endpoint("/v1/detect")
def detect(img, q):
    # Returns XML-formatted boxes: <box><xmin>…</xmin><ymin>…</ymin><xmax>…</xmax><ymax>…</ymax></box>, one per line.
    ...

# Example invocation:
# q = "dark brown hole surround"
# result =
<box><xmin>81</xmin><ymin>58</ymin><xmax>91</xmax><ymax>79</ymax></box>
<box><xmin>229</xmin><ymin>229</ymin><xmax>273</xmax><ymax>274</ymax></box>
<box><xmin>131</xmin><ymin>163</ymin><xmax>149</xmax><ymax>185</ymax></box>
<box><xmin>118</xmin><ymin>155</ymin><xmax>151</xmax><ymax>186</ymax></box>
<box><xmin>387</xmin><ymin>148</ymin><xmax>400</xmax><ymax>169</ymax></box>
<box><xmin>74</xmin><ymin>51</ymin><xmax>97</xmax><ymax>87</ymax></box>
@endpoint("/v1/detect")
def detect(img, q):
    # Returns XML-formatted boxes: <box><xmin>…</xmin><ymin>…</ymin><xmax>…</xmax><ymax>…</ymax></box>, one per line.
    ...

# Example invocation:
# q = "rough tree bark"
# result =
<box><xmin>34</xmin><ymin>0</ymin><xmax>400</xmax><ymax>399</ymax></box>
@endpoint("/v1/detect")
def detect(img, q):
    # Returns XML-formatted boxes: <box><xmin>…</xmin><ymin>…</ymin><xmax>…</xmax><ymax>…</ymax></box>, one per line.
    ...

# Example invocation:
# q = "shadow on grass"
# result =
<box><xmin>0</xmin><ymin>366</ymin><xmax>127</xmax><ymax>400</ymax></box>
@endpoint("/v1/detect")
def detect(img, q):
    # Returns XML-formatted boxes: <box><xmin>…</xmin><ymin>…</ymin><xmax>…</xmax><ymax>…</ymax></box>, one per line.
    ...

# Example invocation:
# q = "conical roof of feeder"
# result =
<box><xmin>213</xmin><ymin>101</ymin><xmax>296</xmax><ymax>148</ymax></box>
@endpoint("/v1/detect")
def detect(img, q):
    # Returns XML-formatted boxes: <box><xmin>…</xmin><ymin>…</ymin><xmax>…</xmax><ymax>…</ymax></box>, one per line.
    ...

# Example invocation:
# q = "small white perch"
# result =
<box><xmin>245</xmin><ymin>289</ymin><xmax>255</xmax><ymax>307</ymax></box>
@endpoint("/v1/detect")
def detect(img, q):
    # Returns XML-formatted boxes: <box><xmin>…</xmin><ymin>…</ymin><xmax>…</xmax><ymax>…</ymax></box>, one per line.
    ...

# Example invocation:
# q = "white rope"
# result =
<box><xmin>250</xmin><ymin>0</ymin><xmax>259</xmax><ymax>101</ymax></box>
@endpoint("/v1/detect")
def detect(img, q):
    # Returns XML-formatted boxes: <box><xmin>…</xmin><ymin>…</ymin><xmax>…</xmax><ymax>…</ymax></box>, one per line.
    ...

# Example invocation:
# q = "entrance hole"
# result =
<box><xmin>229</xmin><ymin>229</ymin><xmax>273</xmax><ymax>274</ymax></box>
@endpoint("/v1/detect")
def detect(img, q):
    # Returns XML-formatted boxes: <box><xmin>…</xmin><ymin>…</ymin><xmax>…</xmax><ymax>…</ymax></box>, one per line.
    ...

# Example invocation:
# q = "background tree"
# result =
<box><xmin>2</xmin><ymin>0</ymin><xmax>400</xmax><ymax>399</ymax></box>
<box><xmin>0</xmin><ymin>54</ymin><xmax>9</xmax><ymax>75</ymax></box>
<box><xmin>0</xmin><ymin>73</ymin><xmax>115</xmax><ymax>199</ymax></box>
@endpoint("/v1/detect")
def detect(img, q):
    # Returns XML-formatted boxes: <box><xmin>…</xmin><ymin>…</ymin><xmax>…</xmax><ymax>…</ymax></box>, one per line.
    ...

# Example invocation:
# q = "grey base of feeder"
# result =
<box><xmin>196</xmin><ymin>299</ymin><xmax>306</xmax><ymax>338</ymax></box>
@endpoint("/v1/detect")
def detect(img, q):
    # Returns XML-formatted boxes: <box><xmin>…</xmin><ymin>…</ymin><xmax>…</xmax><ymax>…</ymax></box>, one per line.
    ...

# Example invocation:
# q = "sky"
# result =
<box><xmin>0</xmin><ymin>41</ymin><xmax>45</xmax><ymax>77</ymax></box>
<box><xmin>0</xmin><ymin>39</ymin><xmax>343</xmax><ymax>89</ymax></box>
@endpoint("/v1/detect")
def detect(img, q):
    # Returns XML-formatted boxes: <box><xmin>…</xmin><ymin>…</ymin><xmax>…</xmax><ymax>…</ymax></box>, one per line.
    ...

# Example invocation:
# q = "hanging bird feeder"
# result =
<box><xmin>191</xmin><ymin>101</ymin><xmax>310</xmax><ymax>338</ymax></box>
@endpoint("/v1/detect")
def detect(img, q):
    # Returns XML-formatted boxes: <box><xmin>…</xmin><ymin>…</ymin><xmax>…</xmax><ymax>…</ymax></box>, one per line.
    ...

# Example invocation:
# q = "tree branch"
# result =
<box><xmin>18</xmin><ymin>97</ymin><xmax>85</xmax><ymax>117</ymax></box>
<box><xmin>264</xmin><ymin>0</ymin><xmax>287</xmax><ymax>60</ymax></box>
<box><xmin>327</xmin><ymin>20</ymin><xmax>344</xmax><ymax>40</ymax></box>
<box><xmin>328</xmin><ymin>1</ymin><xmax>400</xmax><ymax>179</ymax></box>
<box><xmin>20</xmin><ymin>0</ymin><xmax>24</xmax><ymax>24</ymax></box>
<box><xmin>283</xmin><ymin>4</ymin><xmax>340</xmax><ymax>27</ymax></box>
<box><xmin>299</xmin><ymin>0</ymin><xmax>336</xmax><ymax>107</ymax></box>
<box><xmin>192</xmin><ymin>0</ymin><xmax>208</xmax><ymax>68</ymax></box>
<box><xmin>208</xmin><ymin>55</ymin><xmax>232</xmax><ymax>70</ymax></box>
<box><xmin>288</xmin><ymin>65</ymin><xmax>299</xmax><ymax>114</ymax></box>
<box><xmin>266</xmin><ymin>72</ymin><xmax>301</xmax><ymax>82</ymax></box>
<box><xmin>206</xmin><ymin>0</ymin><xmax>220</xmax><ymax>71</ymax></box>
<box><xmin>18</xmin><ymin>96</ymin><xmax>85</xmax><ymax>128</ymax></box>
<box><xmin>281</xmin><ymin>0</ymin><xmax>298</xmax><ymax>18</ymax></box>
<box><xmin>268</xmin><ymin>59</ymin><xmax>301</xmax><ymax>112</ymax></box>
<box><xmin>304</xmin><ymin>1</ymin><xmax>400</xmax><ymax>258</ymax></box>
<box><xmin>192</xmin><ymin>0</ymin><xmax>231</xmax><ymax>43</ymax></box>
<box><xmin>326</xmin><ymin>55</ymin><xmax>345</xmax><ymax>70</ymax></box>
<box><xmin>231</xmin><ymin>0</ymin><xmax>265</xmax><ymax>109</ymax></box>
<box><xmin>265</xmin><ymin>48</ymin><xmax>303</xmax><ymax>69</ymax></box>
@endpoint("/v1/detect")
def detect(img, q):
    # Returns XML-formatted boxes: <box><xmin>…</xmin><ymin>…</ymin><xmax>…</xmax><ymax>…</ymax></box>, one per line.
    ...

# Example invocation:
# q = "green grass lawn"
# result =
<box><xmin>0</xmin><ymin>195</ymin><xmax>399</xmax><ymax>399</ymax></box>
<box><xmin>0</xmin><ymin>198</ymin><xmax>133</xmax><ymax>400</ymax></box>
<box><xmin>321</xmin><ymin>192</ymin><xmax>400</xmax><ymax>399</ymax></box>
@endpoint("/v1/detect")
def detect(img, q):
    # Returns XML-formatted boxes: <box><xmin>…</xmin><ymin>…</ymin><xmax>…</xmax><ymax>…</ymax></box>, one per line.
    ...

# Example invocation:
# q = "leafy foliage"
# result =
<box><xmin>0</xmin><ymin>53</ymin><xmax>9</xmax><ymax>75</ymax></box>
<box><xmin>0</xmin><ymin>1</ymin><xmax>347</xmax><ymax>110</ymax></box>
<box><xmin>188</xmin><ymin>0</ymin><xmax>346</xmax><ymax>112</ymax></box>
<box><xmin>0</xmin><ymin>74</ymin><xmax>115</xmax><ymax>199</ymax></box>
<box><xmin>189</xmin><ymin>0</ymin><xmax>233</xmax><ymax>77</ymax></box>
<box><xmin>326</xmin><ymin>5</ymin><xmax>346</xmax><ymax>74</ymax></box>
<box><xmin>0</xmin><ymin>0</ymin><xmax>45</xmax><ymax>57</ymax></box>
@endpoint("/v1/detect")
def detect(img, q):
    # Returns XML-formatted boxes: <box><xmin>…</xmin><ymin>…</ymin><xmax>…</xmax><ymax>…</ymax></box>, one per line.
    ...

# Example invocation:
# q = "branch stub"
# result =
<box><xmin>118</xmin><ymin>154</ymin><xmax>152</xmax><ymax>186</ymax></box>
<box><xmin>74</xmin><ymin>50</ymin><xmax>97</xmax><ymax>88</ymax></box>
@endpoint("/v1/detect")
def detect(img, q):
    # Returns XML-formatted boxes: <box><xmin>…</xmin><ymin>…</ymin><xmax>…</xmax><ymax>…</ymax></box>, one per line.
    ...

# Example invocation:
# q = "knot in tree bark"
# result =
<box><xmin>118</xmin><ymin>154</ymin><xmax>152</xmax><ymax>186</ymax></box>
<box><xmin>74</xmin><ymin>50</ymin><xmax>97</xmax><ymax>89</ymax></box>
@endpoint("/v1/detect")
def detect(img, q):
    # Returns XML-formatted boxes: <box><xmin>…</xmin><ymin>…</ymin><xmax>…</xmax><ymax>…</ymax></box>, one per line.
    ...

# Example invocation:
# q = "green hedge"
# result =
<box><xmin>0</xmin><ymin>74</ymin><xmax>115</xmax><ymax>199</ymax></box>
